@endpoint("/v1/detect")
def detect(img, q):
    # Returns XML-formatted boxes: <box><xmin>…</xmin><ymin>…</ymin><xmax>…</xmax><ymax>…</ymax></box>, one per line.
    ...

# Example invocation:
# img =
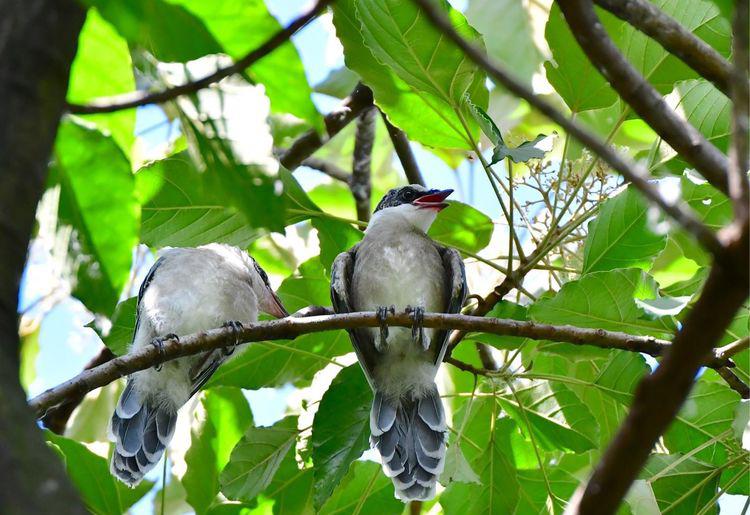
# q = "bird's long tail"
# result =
<box><xmin>370</xmin><ymin>385</ymin><xmax>446</xmax><ymax>501</ymax></box>
<box><xmin>109</xmin><ymin>380</ymin><xmax>177</xmax><ymax>487</ymax></box>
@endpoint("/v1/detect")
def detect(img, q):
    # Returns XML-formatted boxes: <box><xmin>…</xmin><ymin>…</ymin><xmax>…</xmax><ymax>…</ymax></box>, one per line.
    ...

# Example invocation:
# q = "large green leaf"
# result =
<box><xmin>515</xmin><ymin>468</ymin><xmax>579</xmax><ymax>515</ymax></box>
<box><xmin>332</xmin><ymin>0</ymin><xmax>487</xmax><ymax>149</ymax></box>
<box><xmin>184</xmin><ymin>388</ymin><xmax>253</xmax><ymax>514</ymax></box>
<box><xmin>312</xmin><ymin>365</ymin><xmax>372</xmax><ymax>509</ymax></box>
<box><xmin>136</xmin><ymin>154</ymin><xmax>261</xmax><ymax>248</ymax></box>
<box><xmin>498</xmin><ymin>381</ymin><xmax>598</xmax><ymax>453</ymax></box>
<box><xmin>617</xmin><ymin>0</ymin><xmax>730</xmax><ymax>94</ymax></box>
<box><xmin>311</xmin><ymin>218</ymin><xmax>363</xmax><ymax>272</ymax></box>
<box><xmin>100</xmin><ymin>297</ymin><xmax>136</xmax><ymax>356</ymax></box>
<box><xmin>318</xmin><ymin>461</ymin><xmax>402</xmax><ymax>515</ymax></box>
<box><xmin>170</xmin><ymin>0</ymin><xmax>319</xmax><ymax>127</ymax></box>
<box><xmin>583</xmin><ymin>186</ymin><xmax>667</xmax><ymax>273</ymax></box>
<box><xmin>639</xmin><ymin>454</ymin><xmax>721</xmax><ymax>514</ymax></box>
<box><xmin>46</xmin><ymin>432</ymin><xmax>152</xmax><ymax>514</ymax></box>
<box><xmin>428</xmin><ymin>201</ymin><xmax>493</xmax><ymax>253</ymax></box>
<box><xmin>82</xmin><ymin>0</ymin><xmax>223</xmax><ymax>62</ymax></box>
<box><xmin>664</xmin><ymin>381</ymin><xmax>741</xmax><ymax>466</ymax></box>
<box><xmin>544</xmin><ymin>4</ymin><xmax>617</xmax><ymax>112</ymax></box>
<box><xmin>262</xmin><ymin>449</ymin><xmax>315</xmax><ymax>515</ymax></box>
<box><xmin>681</xmin><ymin>174</ymin><xmax>732</xmax><ymax>230</ymax></box>
<box><xmin>56</xmin><ymin>119</ymin><xmax>139</xmax><ymax>314</ymax></box>
<box><xmin>465</xmin><ymin>0</ymin><xmax>543</xmax><ymax>88</ymax></box>
<box><xmin>529</xmin><ymin>269</ymin><xmax>676</xmax><ymax>338</ymax></box>
<box><xmin>441</xmin><ymin>421</ymin><xmax>520</xmax><ymax>515</ymax></box>
<box><xmin>220</xmin><ymin>417</ymin><xmax>298</xmax><ymax>502</ymax></box>
<box><xmin>673</xmin><ymin>80</ymin><xmax>731</xmax><ymax>152</ymax></box>
<box><xmin>67</xmin><ymin>9</ymin><xmax>135</xmax><ymax>155</ymax></box>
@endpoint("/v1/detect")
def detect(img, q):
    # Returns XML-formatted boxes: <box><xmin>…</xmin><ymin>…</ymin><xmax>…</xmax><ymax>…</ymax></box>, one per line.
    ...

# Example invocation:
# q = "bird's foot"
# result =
<box><xmin>150</xmin><ymin>333</ymin><xmax>178</xmax><ymax>371</ymax></box>
<box><xmin>221</xmin><ymin>321</ymin><xmax>244</xmax><ymax>356</ymax></box>
<box><xmin>405</xmin><ymin>306</ymin><xmax>428</xmax><ymax>350</ymax></box>
<box><xmin>375</xmin><ymin>305</ymin><xmax>395</xmax><ymax>352</ymax></box>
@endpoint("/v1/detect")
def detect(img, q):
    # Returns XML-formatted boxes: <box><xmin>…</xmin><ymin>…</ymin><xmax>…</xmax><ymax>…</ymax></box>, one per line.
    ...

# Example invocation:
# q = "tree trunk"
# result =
<box><xmin>0</xmin><ymin>0</ymin><xmax>87</xmax><ymax>513</ymax></box>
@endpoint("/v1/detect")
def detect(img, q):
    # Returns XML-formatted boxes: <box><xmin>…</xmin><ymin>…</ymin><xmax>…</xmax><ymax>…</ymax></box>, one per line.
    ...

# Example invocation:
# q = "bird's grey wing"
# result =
<box><xmin>132</xmin><ymin>256</ymin><xmax>165</xmax><ymax>345</ymax></box>
<box><xmin>188</xmin><ymin>350</ymin><xmax>225</xmax><ymax>398</ymax></box>
<box><xmin>331</xmin><ymin>245</ymin><xmax>378</xmax><ymax>389</ymax></box>
<box><xmin>433</xmin><ymin>245</ymin><xmax>467</xmax><ymax>366</ymax></box>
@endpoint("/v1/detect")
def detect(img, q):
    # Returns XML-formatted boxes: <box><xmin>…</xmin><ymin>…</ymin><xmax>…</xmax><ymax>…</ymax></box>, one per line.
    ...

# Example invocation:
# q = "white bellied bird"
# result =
<box><xmin>109</xmin><ymin>244</ymin><xmax>288</xmax><ymax>486</ymax></box>
<box><xmin>331</xmin><ymin>185</ymin><xmax>467</xmax><ymax>501</ymax></box>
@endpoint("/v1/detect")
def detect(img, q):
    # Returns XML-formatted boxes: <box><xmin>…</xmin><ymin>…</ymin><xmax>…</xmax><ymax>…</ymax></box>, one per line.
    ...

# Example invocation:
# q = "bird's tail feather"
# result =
<box><xmin>109</xmin><ymin>380</ymin><xmax>176</xmax><ymax>487</ymax></box>
<box><xmin>370</xmin><ymin>385</ymin><xmax>446</xmax><ymax>501</ymax></box>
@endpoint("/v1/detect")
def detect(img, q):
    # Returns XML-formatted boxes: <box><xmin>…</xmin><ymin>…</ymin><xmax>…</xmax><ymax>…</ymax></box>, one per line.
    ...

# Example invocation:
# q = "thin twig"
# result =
<box><xmin>27</xmin><ymin>311</ymin><xmax>736</xmax><ymax>417</ymax></box>
<box><xmin>381</xmin><ymin>112</ymin><xmax>425</xmax><ymax>186</ymax></box>
<box><xmin>352</xmin><ymin>107</ymin><xmax>376</xmax><ymax>222</ymax></box>
<box><xmin>593</xmin><ymin>0</ymin><xmax>735</xmax><ymax>96</ymax></box>
<box><xmin>67</xmin><ymin>0</ymin><xmax>332</xmax><ymax>114</ymax></box>
<box><xmin>299</xmin><ymin>156</ymin><xmax>351</xmax><ymax>183</ymax></box>
<box><xmin>558</xmin><ymin>0</ymin><xmax>730</xmax><ymax>196</ymax></box>
<box><xmin>409</xmin><ymin>0</ymin><xmax>724</xmax><ymax>260</ymax></box>
<box><xmin>717</xmin><ymin>336</ymin><xmax>749</xmax><ymax>360</ymax></box>
<box><xmin>716</xmin><ymin>367</ymin><xmax>750</xmax><ymax>399</ymax></box>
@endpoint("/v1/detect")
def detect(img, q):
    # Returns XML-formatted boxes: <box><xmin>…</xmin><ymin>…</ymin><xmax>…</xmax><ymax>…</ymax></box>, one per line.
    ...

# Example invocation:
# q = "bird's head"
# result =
<box><xmin>249</xmin><ymin>258</ymin><xmax>289</xmax><ymax>318</ymax></box>
<box><xmin>369</xmin><ymin>185</ymin><xmax>453</xmax><ymax>233</ymax></box>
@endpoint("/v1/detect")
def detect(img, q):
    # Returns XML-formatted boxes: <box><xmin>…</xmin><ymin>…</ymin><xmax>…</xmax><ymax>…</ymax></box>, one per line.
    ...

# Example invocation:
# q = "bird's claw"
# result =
<box><xmin>221</xmin><ymin>320</ymin><xmax>244</xmax><ymax>355</ymax></box>
<box><xmin>406</xmin><ymin>306</ymin><xmax>428</xmax><ymax>350</ymax></box>
<box><xmin>375</xmin><ymin>305</ymin><xmax>395</xmax><ymax>352</ymax></box>
<box><xmin>151</xmin><ymin>333</ymin><xmax>178</xmax><ymax>371</ymax></box>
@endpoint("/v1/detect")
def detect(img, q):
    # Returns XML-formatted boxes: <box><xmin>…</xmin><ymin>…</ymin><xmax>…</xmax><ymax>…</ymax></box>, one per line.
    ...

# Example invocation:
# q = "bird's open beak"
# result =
<box><xmin>263</xmin><ymin>291</ymin><xmax>290</xmax><ymax>319</ymax></box>
<box><xmin>413</xmin><ymin>189</ymin><xmax>453</xmax><ymax>211</ymax></box>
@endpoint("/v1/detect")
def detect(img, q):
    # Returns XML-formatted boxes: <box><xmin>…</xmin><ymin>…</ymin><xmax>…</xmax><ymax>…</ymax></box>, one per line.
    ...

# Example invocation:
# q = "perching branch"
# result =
<box><xmin>728</xmin><ymin>0</ymin><xmax>750</xmax><ymax>223</ymax></box>
<box><xmin>558</xmin><ymin>0</ymin><xmax>730</xmax><ymax>196</ymax></box>
<box><xmin>592</xmin><ymin>0</ymin><xmax>735</xmax><ymax>96</ymax></box>
<box><xmin>381</xmin><ymin>112</ymin><xmax>426</xmax><ymax>186</ymax></box>
<box><xmin>299</xmin><ymin>156</ymin><xmax>351</xmax><ymax>183</ymax></box>
<box><xmin>29</xmin><ymin>311</ymin><xmax>735</xmax><ymax>418</ymax></box>
<box><xmin>279</xmin><ymin>83</ymin><xmax>374</xmax><ymax>170</ymax></box>
<box><xmin>352</xmin><ymin>106</ymin><xmax>377</xmax><ymax>222</ymax></box>
<box><xmin>66</xmin><ymin>0</ymin><xmax>332</xmax><ymax>114</ymax></box>
<box><xmin>409</xmin><ymin>0</ymin><xmax>724</xmax><ymax>260</ymax></box>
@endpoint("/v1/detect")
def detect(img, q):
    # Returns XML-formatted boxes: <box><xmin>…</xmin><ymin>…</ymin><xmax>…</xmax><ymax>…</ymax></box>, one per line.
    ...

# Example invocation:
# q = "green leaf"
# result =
<box><xmin>639</xmin><ymin>454</ymin><xmax>721</xmax><ymax>514</ymax></box>
<box><xmin>46</xmin><ymin>431</ymin><xmax>152</xmax><ymax>514</ymax></box>
<box><xmin>100</xmin><ymin>297</ymin><xmax>136</xmax><ymax>356</ymax></box>
<box><xmin>529</xmin><ymin>269</ymin><xmax>676</xmax><ymax>338</ymax></box>
<box><xmin>312</xmin><ymin>365</ymin><xmax>372</xmax><ymax>509</ymax></box>
<box><xmin>498</xmin><ymin>381</ymin><xmax>598</xmax><ymax>453</ymax></box>
<box><xmin>67</xmin><ymin>9</ymin><xmax>135</xmax><ymax>155</ymax></box>
<box><xmin>664</xmin><ymin>381</ymin><xmax>741</xmax><ymax>466</ymax></box>
<box><xmin>136</xmin><ymin>154</ymin><xmax>261</xmax><ymax>248</ymax></box>
<box><xmin>467</xmin><ymin>301</ymin><xmax>530</xmax><ymax>351</ymax></box>
<box><xmin>332</xmin><ymin>0</ymin><xmax>488</xmax><ymax>149</ymax></box>
<box><xmin>56</xmin><ymin>119</ymin><xmax>139</xmax><ymax>314</ymax></box>
<box><xmin>428</xmin><ymin>201</ymin><xmax>493</xmax><ymax>253</ymax></box>
<box><xmin>681</xmin><ymin>173</ymin><xmax>732</xmax><ymax>230</ymax></box>
<box><xmin>618</xmin><ymin>0</ymin><xmax>730</xmax><ymax>94</ymax></box>
<box><xmin>184</xmin><ymin>388</ymin><xmax>253</xmax><ymax>514</ymax></box>
<box><xmin>544</xmin><ymin>3</ymin><xmax>617</xmax><ymax>112</ymax></box>
<box><xmin>220</xmin><ymin>417</ymin><xmax>298</xmax><ymax>502</ymax></box>
<box><xmin>170</xmin><ymin>0</ymin><xmax>319</xmax><ymax>128</ymax></box>
<box><xmin>19</xmin><ymin>324</ymin><xmax>40</xmax><ymax>391</ymax></box>
<box><xmin>262</xmin><ymin>449</ymin><xmax>315</xmax><ymax>515</ymax></box>
<box><xmin>583</xmin><ymin>186</ymin><xmax>667</xmax><ymax>273</ymax></box>
<box><xmin>83</xmin><ymin>0</ymin><xmax>223</xmax><ymax>62</ymax></box>
<box><xmin>311</xmin><ymin>218</ymin><xmax>363</xmax><ymax>272</ymax></box>
<box><xmin>441</xmin><ymin>443</ymin><xmax>481</xmax><ymax>485</ymax></box>
<box><xmin>515</xmin><ymin>468</ymin><xmax>579</xmax><ymax>515</ymax></box>
<box><xmin>318</xmin><ymin>461</ymin><xmax>402</xmax><ymax>515</ymax></box>
<box><xmin>314</xmin><ymin>67</ymin><xmax>361</xmax><ymax>99</ymax></box>
<box><xmin>66</xmin><ymin>381</ymin><xmax>122</xmax><ymax>443</ymax></box>
<box><xmin>465</xmin><ymin>0</ymin><xmax>544</xmax><ymax>87</ymax></box>
<box><xmin>673</xmin><ymin>80</ymin><xmax>731</xmax><ymax>153</ymax></box>
<box><xmin>441</xmin><ymin>422</ymin><xmax>520</xmax><ymax>515</ymax></box>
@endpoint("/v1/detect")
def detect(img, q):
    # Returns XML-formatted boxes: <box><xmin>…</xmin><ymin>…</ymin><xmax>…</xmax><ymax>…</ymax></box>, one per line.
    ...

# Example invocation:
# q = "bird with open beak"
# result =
<box><xmin>331</xmin><ymin>185</ymin><xmax>467</xmax><ymax>501</ymax></box>
<box><xmin>108</xmin><ymin>243</ymin><xmax>288</xmax><ymax>487</ymax></box>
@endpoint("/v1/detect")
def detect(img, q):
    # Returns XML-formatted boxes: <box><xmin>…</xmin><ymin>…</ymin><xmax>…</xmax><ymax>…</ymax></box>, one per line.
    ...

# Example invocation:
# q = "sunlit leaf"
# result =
<box><xmin>429</xmin><ymin>201</ymin><xmax>493</xmax><ymax>253</ymax></box>
<box><xmin>318</xmin><ymin>461</ymin><xmax>402</xmax><ymax>515</ymax></box>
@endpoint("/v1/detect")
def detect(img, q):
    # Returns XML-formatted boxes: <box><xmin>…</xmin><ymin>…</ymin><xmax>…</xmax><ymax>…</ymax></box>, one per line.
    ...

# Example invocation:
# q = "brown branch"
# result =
<box><xmin>66</xmin><ymin>0</ymin><xmax>332</xmax><ymax>114</ymax></box>
<box><xmin>593</xmin><ymin>0</ymin><xmax>735</xmax><ymax>96</ymax></box>
<box><xmin>381</xmin><ymin>112</ymin><xmax>425</xmax><ymax>186</ymax></box>
<box><xmin>573</xmin><ymin>233</ymin><xmax>749</xmax><ymax>514</ymax></box>
<box><xmin>716</xmin><ymin>367</ymin><xmax>750</xmax><ymax>399</ymax></box>
<box><xmin>352</xmin><ymin>106</ymin><xmax>377</xmax><ymax>222</ymax></box>
<box><xmin>279</xmin><ymin>83</ymin><xmax>374</xmax><ymax>170</ymax></box>
<box><xmin>40</xmin><ymin>347</ymin><xmax>115</xmax><ymax>434</ymax></box>
<box><xmin>28</xmin><ymin>311</ymin><xmax>735</xmax><ymax>418</ymax></box>
<box><xmin>728</xmin><ymin>0</ymin><xmax>750</xmax><ymax>223</ymax></box>
<box><xmin>299</xmin><ymin>156</ymin><xmax>351</xmax><ymax>183</ymax></box>
<box><xmin>717</xmin><ymin>336</ymin><xmax>749</xmax><ymax>360</ymax></box>
<box><xmin>558</xmin><ymin>0</ymin><xmax>730</xmax><ymax>196</ymax></box>
<box><xmin>409</xmin><ymin>0</ymin><xmax>724</xmax><ymax>260</ymax></box>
